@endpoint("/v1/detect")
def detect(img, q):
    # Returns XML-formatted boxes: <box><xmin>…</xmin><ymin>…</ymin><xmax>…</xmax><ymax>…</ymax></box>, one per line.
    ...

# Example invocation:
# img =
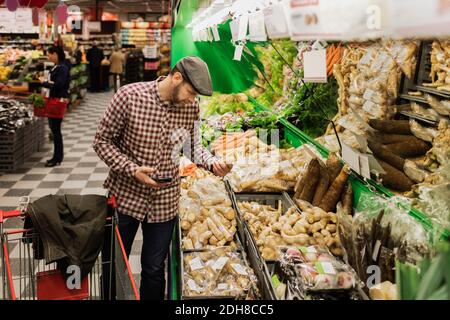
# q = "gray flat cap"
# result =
<box><xmin>175</xmin><ymin>56</ymin><xmax>213</xmax><ymax>96</ymax></box>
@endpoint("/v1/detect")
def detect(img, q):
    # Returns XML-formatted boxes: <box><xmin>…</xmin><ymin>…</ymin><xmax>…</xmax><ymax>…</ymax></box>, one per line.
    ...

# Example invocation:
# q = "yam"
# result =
<box><xmin>326</xmin><ymin>153</ymin><xmax>343</xmax><ymax>182</ymax></box>
<box><xmin>372</xmin><ymin>133</ymin><xmax>418</xmax><ymax>145</ymax></box>
<box><xmin>378</xmin><ymin>160</ymin><xmax>413</xmax><ymax>191</ymax></box>
<box><xmin>312</xmin><ymin>163</ymin><xmax>331</xmax><ymax>206</ymax></box>
<box><xmin>296</xmin><ymin>159</ymin><xmax>321</xmax><ymax>202</ymax></box>
<box><xmin>340</xmin><ymin>182</ymin><xmax>353</xmax><ymax>216</ymax></box>
<box><xmin>368</xmin><ymin>140</ymin><xmax>405</xmax><ymax>171</ymax></box>
<box><xmin>368</xmin><ymin>119</ymin><xmax>411</xmax><ymax>135</ymax></box>
<box><xmin>319</xmin><ymin>167</ymin><xmax>350</xmax><ymax>213</ymax></box>
<box><xmin>384</xmin><ymin>140</ymin><xmax>431</xmax><ymax>157</ymax></box>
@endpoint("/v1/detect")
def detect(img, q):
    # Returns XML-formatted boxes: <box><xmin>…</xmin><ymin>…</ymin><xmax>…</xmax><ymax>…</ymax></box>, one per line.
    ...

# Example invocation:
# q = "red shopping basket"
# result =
<box><xmin>33</xmin><ymin>97</ymin><xmax>68</xmax><ymax>119</ymax></box>
<box><xmin>36</xmin><ymin>270</ymin><xmax>89</xmax><ymax>300</ymax></box>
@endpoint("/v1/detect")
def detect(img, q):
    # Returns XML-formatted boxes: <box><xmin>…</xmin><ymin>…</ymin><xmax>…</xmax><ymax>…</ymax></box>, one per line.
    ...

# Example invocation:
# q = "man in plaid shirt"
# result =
<box><xmin>93</xmin><ymin>57</ymin><xmax>231</xmax><ymax>300</ymax></box>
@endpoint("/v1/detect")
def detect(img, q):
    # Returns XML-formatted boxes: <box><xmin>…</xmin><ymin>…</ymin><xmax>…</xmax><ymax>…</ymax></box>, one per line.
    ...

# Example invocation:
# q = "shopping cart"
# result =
<box><xmin>0</xmin><ymin>196</ymin><xmax>140</xmax><ymax>300</ymax></box>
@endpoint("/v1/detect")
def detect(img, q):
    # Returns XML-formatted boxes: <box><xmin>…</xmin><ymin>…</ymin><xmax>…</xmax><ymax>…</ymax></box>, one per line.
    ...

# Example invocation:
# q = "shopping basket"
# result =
<box><xmin>0</xmin><ymin>196</ymin><xmax>140</xmax><ymax>300</ymax></box>
<box><xmin>33</xmin><ymin>97</ymin><xmax>68</xmax><ymax>119</ymax></box>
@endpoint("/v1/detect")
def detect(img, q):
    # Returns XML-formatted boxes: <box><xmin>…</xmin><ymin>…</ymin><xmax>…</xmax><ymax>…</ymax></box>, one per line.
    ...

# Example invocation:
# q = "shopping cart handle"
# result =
<box><xmin>107</xmin><ymin>196</ymin><xmax>117</xmax><ymax>209</ymax></box>
<box><xmin>0</xmin><ymin>209</ymin><xmax>22</xmax><ymax>223</ymax></box>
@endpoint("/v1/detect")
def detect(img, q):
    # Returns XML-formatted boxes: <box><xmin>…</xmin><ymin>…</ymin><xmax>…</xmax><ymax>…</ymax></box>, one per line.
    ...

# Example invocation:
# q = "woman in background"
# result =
<box><xmin>41</xmin><ymin>46</ymin><xmax>71</xmax><ymax>167</ymax></box>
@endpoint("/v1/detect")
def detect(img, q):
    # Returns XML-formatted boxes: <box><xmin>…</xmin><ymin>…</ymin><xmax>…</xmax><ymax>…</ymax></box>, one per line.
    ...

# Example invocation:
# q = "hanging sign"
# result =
<box><xmin>263</xmin><ymin>1</ymin><xmax>290</xmax><ymax>39</ymax></box>
<box><xmin>390</xmin><ymin>0</ymin><xmax>450</xmax><ymax>38</ymax></box>
<box><xmin>303</xmin><ymin>48</ymin><xmax>327</xmax><ymax>83</ymax></box>
<box><xmin>289</xmin><ymin>0</ymin><xmax>388</xmax><ymax>41</ymax></box>
<box><xmin>248</xmin><ymin>10</ymin><xmax>267</xmax><ymax>42</ymax></box>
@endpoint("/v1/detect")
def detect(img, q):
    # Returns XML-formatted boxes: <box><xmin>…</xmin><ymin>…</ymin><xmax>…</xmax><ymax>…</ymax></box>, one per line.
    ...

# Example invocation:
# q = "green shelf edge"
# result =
<box><xmin>248</xmin><ymin>96</ymin><xmax>450</xmax><ymax>240</ymax></box>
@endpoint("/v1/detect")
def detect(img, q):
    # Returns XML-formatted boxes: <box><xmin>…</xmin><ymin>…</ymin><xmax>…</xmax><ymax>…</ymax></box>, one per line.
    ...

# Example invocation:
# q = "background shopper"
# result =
<box><xmin>87</xmin><ymin>41</ymin><xmax>104</xmax><ymax>92</ymax></box>
<box><xmin>108</xmin><ymin>47</ymin><xmax>126</xmax><ymax>92</ymax></box>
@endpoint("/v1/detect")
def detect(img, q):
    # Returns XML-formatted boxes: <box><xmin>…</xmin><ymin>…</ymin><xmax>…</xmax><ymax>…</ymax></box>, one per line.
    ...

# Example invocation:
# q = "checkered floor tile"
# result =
<box><xmin>0</xmin><ymin>92</ymin><xmax>145</xmax><ymax>299</ymax></box>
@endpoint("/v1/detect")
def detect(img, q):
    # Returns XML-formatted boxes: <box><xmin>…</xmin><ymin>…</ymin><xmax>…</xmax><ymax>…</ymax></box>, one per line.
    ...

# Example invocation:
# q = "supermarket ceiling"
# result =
<box><xmin>45</xmin><ymin>0</ymin><xmax>171</xmax><ymax>14</ymax></box>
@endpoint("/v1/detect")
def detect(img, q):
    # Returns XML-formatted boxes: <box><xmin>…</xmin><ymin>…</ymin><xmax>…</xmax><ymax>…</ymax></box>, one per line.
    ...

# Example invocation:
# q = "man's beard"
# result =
<box><xmin>171</xmin><ymin>83</ymin><xmax>185</xmax><ymax>106</ymax></box>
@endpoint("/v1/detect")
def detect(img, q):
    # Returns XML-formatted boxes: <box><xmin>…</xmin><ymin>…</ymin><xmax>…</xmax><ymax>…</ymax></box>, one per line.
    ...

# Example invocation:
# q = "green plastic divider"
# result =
<box><xmin>248</xmin><ymin>96</ymin><xmax>450</xmax><ymax>239</ymax></box>
<box><xmin>170</xmin><ymin>230</ymin><xmax>179</xmax><ymax>300</ymax></box>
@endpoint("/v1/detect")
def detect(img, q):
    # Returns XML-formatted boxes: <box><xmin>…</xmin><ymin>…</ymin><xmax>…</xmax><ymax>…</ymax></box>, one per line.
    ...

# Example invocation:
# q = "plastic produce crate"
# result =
<box><xmin>230</xmin><ymin>192</ymin><xmax>296</xmax><ymax>300</ymax></box>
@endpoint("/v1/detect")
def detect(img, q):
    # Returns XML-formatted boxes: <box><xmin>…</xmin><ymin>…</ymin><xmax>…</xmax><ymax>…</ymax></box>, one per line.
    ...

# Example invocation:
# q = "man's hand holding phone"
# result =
<box><xmin>134</xmin><ymin>166</ymin><xmax>171</xmax><ymax>188</ymax></box>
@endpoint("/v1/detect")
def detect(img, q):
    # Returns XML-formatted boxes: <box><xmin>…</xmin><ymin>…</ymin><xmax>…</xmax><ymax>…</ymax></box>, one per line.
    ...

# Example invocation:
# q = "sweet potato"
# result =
<box><xmin>372</xmin><ymin>133</ymin><xmax>417</xmax><ymax>145</ymax></box>
<box><xmin>384</xmin><ymin>140</ymin><xmax>431</xmax><ymax>157</ymax></box>
<box><xmin>368</xmin><ymin>140</ymin><xmax>405</xmax><ymax>171</ymax></box>
<box><xmin>368</xmin><ymin>119</ymin><xmax>412</xmax><ymax>135</ymax></box>
<box><xmin>296</xmin><ymin>159</ymin><xmax>321</xmax><ymax>202</ymax></box>
<box><xmin>312</xmin><ymin>163</ymin><xmax>330</xmax><ymax>206</ymax></box>
<box><xmin>377</xmin><ymin>159</ymin><xmax>413</xmax><ymax>191</ymax></box>
<box><xmin>326</xmin><ymin>153</ymin><xmax>343</xmax><ymax>182</ymax></box>
<box><xmin>319</xmin><ymin>167</ymin><xmax>350</xmax><ymax>212</ymax></box>
<box><xmin>340</xmin><ymin>181</ymin><xmax>353</xmax><ymax>216</ymax></box>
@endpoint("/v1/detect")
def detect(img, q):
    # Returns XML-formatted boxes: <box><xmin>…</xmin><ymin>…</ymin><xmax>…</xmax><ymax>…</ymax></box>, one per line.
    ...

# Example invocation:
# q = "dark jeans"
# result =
<box><xmin>48</xmin><ymin>118</ymin><xmax>63</xmax><ymax>162</ymax></box>
<box><xmin>102</xmin><ymin>212</ymin><xmax>176</xmax><ymax>300</ymax></box>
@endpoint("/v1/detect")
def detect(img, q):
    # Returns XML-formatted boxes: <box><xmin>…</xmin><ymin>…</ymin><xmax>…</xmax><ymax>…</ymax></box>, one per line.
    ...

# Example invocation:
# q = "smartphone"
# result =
<box><xmin>153</xmin><ymin>177</ymin><xmax>172</xmax><ymax>183</ymax></box>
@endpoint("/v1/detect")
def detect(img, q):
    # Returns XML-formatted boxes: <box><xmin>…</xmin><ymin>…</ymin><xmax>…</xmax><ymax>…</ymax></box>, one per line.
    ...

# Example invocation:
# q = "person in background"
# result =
<box><xmin>93</xmin><ymin>56</ymin><xmax>232</xmax><ymax>300</ymax></box>
<box><xmin>40</xmin><ymin>46</ymin><xmax>70</xmax><ymax>167</ymax></box>
<box><xmin>86</xmin><ymin>41</ymin><xmax>104</xmax><ymax>92</ymax></box>
<box><xmin>108</xmin><ymin>47</ymin><xmax>125</xmax><ymax>92</ymax></box>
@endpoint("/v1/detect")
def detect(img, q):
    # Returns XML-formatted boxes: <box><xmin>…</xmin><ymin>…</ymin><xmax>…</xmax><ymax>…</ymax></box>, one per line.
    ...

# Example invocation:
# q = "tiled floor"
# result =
<box><xmin>0</xmin><ymin>92</ymin><xmax>144</xmax><ymax>299</ymax></box>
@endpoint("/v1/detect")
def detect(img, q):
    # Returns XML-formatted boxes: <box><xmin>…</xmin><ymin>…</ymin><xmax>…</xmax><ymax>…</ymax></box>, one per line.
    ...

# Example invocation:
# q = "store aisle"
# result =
<box><xmin>0</xmin><ymin>92</ymin><xmax>143</xmax><ymax>294</ymax></box>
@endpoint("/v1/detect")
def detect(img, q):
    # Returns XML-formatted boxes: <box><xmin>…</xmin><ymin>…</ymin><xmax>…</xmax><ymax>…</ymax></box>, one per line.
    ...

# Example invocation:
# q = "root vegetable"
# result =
<box><xmin>281</xmin><ymin>231</ymin><xmax>309</xmax><ymax>245</ymax></box>
<box><xmin>384</xmin><ymin>140</ymin><xmax>431</xmax><ymax>157</ymax></box>
<box><xmin>297</xmin><ymin>159</ymin><xmax>321</xmax><ymax>202</ymax></box>
<box><xmin>187</xmin><ymin>213</ymin><xmax>196</xmax><ymax>223</ymax></box>
<box><xmin>372</xmin><ymin>133</ymin><xmax>418</xmax><ymax>144</ymax></box>
<box><xmin>223</xmin><ymin>208</ymin><xmax>236</xmax><ymax>221</ymax></box>
<box><xmin>340</xmin><ymin>182</ymin><xmax>353</xmax><ymax>216</ymax></box>
<box><xmin>326</xmin><ymin>153</ymin><xmax>343</xmax><ymax>182</ymax></box>
<box><xmin>368</xmin><ymin>119</ymin><xmax>412</xmax><ymax>134</ymax></box>
<box><xmin>183</xmin><ymin>238</ymin><xmax>194</xmax><ymax>250</ymax></box>
<box><xmin>181</xmin><ymin>220</ymin><xmax>191</xmax><ymax>231</ymax></box>
<box><xmin>378</xmin><ymin>159</ymin><xmax>413</xmax><ymax>191</ymax></box>
<box><xmin>326</xmin><ymin>224</ymin><xmax>337</xmax><ymax>233</ymax></box>
<box><xmin>199</xmin><ymin>231</ymin><xmax>213</xmax><ymax>244</ymax></box>
<box><xmin>312</xmin><ymin>164</ymin><xmax>331</xmax><ymax>206</ymax></box>
<box><xmin>319</xmin><ymin>167</ymin><xmax>350</xmax><ymax>212</ymax></box>
<box><xmin>206</xmin><ymin>218</ymin><xmax>225</xmax><ymax>241</ymax></box>
<box><xmin>368</xmin><ymin>140</ymin><xmax>405</xmax><ymax>171</ymax></box>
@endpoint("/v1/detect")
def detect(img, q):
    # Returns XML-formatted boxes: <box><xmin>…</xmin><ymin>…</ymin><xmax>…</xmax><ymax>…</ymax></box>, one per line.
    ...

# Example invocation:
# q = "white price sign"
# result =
<box><xmin>390</xmin><ymin>0</ymin><xmax>450</xmax><ymax>38</ymax></box>
<box><xmin>248</xmin><ymin>10</ymin><xmax>267</xmax><ymax>42</ymax></box>
<box><xmin>263</xmin><ymin>1</ymin><xmax>290</xmax><ymax>39</ymax></box>
<box><xmin>289</xmin><ymin>0</ymin><xmax>387</xmax><ymax>41</ymax></box>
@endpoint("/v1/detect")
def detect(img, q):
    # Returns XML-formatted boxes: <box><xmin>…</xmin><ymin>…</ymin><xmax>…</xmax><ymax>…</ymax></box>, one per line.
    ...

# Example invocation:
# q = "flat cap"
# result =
<box><xmin>175</xmin><ymin>56</ymin><xmax>213</xmax><ymax>96</ymax></box>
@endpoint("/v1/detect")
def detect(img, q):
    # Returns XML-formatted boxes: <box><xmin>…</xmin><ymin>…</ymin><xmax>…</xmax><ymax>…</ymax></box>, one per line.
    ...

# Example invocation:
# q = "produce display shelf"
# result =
<box><xmin>415</xmin><ymin>85</ymin><xmax>450</xmax><ymax>99</ymax></box>
<box><xmin>248</xmin><ymin>96</ymin><xmax>450</xmax><ymax>240</ymax></box>
<box><xmin>399</xmin><ymin>93</ymin><xmax>427</xmax><ymax>104</ymax></box>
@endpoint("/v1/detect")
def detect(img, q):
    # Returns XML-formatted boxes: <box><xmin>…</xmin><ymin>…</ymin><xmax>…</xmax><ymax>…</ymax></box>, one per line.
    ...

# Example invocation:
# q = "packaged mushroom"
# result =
<box><xmin>183</xmin><ymin>248</ymin><xmax>258</xmax><ymax>298</ymax></box>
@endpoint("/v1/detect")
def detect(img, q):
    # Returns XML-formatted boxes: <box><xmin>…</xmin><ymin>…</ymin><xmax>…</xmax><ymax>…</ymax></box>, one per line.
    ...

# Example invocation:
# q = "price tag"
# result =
<box><xmin>230</xmin><ymin>18</ymin><xmax>239</xmax><ymax>42</ymax></box>
<box><xmin>187</xmin><ymin>279</ymin><xmax>201</xmax><ymax>292</ymax></box>
<box><xmin>299</xmin><ymin>246</ymin><xmax>317</xmax><ymax>253</ymax></box>
<box><xmin>359</xmin><ymin>154</ymin><xmax>371</xmax><ymax>179</ymax></box>
<box><xmin>271</xmin><ymin>274</ymin><xmax>281</xmax><ymax>288</ymax></box>
<box><xmin>237</xmin><ymin>14</ymin><xmax>249</xmax><ymax>41</ymax></box>
<box><xmin>212</xmin><ymin>257</ymin><xmax>228</xmax><ymax>270</ymax></box>
<box><xmin>217</xmin><ymin>283</ymin><xmax>228</xmax><ymax>291</ymax></box>
<box><xmin>303</xmin><ymin>49</ymin><xmax>327</xmax><ymax>83</ymax></box>
<box><xmin>189</xmin><ymin>257</ymin><xmax>204</xmax><ymax>271</ymax></box>
<box><xmin>372</xmin><ymin>240</ymin><xmax>382</xmax><ymax>262</ymax></box>
<box><xmin>233</xmin><ymin>44</ymin><xmax>244</xmax><ymax>61</ymax></box>
<box><xmin>315</xmin><ymin>262</ymin><xmax>336</xmax><ymax>275</ymax></box>
<box><xmin>231</xmin><ymin>263</ymin><xmax>248</xmax><ymax>276</ymax></box>
<box><xmin>211</xmin><ymin>25</ymin><xmax>220</xmax><ymax>41</ymax></box>
<box><xmin>248</xmin><ymin>10</ymin><xmax>267</xmax><ymax>42</ymax></box>
<box><xmin>263</xmin><ymin>2</ymin><xmax>290</xmax><ymax>39</ymax></box>
<box><xmin>367</xmin><ymin>154</ymin><xmax>386</xmax><ymax>175</ymax></box>
<box><xmin>342</xmin><ymin>144</ymin><xmax>361</xmax><ymax>175</ymax></box>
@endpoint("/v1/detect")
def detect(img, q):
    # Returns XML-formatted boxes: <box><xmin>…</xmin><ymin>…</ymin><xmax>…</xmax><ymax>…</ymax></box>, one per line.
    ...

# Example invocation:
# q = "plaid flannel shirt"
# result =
<box><xmin>93</xmin><ymin>78</ymin><xmax>216</xmax><ymax>222</ymax></box>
